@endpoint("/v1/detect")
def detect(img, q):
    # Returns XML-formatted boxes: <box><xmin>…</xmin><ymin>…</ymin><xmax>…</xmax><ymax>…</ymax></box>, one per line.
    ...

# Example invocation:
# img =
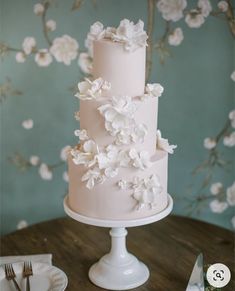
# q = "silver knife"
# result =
<box><xmin>186</xmin><ymin>253</ymin><xmax>205</xmax><ymax>291</ymax></box>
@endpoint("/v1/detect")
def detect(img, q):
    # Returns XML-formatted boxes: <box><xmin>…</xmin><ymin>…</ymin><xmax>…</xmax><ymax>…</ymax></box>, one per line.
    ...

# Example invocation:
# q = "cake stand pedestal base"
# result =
<box><xmin>64</xmin><ymin>194</ymin><xmax>173</xmax><ymax>290</ymax></box>
<box><xmin>89</xmin><ymin>227</ymin><xmax>149</xmax><ymax>290</ymax></box>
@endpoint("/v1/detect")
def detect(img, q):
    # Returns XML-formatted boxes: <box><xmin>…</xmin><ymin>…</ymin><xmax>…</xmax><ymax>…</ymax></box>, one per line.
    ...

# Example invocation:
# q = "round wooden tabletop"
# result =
<box><xmin>1</xmin><ymin>215</ymin><xmax>234</xmax><ymax>291</ymax></box>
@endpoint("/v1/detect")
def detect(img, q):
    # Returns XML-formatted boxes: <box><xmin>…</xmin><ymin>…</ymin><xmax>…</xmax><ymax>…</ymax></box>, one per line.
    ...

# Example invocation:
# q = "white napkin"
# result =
<box><xmin>0</xmin><ymin>254</ymin><xmax>52</xmax><ymax>266</ymax></box>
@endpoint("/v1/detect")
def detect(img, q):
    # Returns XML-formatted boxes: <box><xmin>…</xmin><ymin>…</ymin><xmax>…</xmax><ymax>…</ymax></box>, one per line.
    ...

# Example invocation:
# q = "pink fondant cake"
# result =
<box><xmin>68</xmin><ymin>19</ymin><xmax>177</xmax><ymax>220</ymax></box>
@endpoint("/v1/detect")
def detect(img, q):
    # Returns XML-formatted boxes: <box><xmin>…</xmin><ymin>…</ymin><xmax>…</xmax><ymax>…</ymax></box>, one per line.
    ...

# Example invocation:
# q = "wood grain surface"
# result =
<box><xmin>1</xmin><ymin>215</ymin><xmax>234</xmax><ymax>291</ymax></box>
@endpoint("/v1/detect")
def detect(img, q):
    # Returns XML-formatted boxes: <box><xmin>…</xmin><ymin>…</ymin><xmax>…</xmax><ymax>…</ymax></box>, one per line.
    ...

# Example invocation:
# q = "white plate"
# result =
<box><xmin>0</xmin><ymin>262</ymin><xmax>68</xmax><ymax>291</ymax></box>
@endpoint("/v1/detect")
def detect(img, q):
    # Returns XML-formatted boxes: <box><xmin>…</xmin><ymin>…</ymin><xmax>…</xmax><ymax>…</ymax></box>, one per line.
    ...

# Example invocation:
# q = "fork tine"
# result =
<box><xmin>4</xmin><ymin>264</ymin><xmax>8</xmax><ymax>277</ymax></box>
<box><xmin>10</xmin><ymin>264</ymin><xmax>15</xmax><ymax>276</ymax></box>
<box><xmin>29</xmin><ymin>261</ymin><xmax>33</xmax><ymax>273</ymax></box>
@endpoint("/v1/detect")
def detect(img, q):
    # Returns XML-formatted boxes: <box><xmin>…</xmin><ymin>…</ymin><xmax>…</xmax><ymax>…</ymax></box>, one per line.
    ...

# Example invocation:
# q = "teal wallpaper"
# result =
<box><xmin>0</xmin><ymin>0</ymin><xmax>234</xmax><ymax>235</ymax></box>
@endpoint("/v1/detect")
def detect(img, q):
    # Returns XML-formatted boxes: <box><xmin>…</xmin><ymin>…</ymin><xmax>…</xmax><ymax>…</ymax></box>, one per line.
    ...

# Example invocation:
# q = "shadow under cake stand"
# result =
<box><xmin>64</xmin><ymin>194</ymin><xmax>173</xmax><ymax>290</ymax></box>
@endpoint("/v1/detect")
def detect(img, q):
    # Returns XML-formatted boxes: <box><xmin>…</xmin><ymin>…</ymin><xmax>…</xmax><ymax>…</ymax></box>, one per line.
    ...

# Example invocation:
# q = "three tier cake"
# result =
<box><xmin>68</xmin><ymin>19</ymin><xmax>176</xmax><ymax>220</ymax></box>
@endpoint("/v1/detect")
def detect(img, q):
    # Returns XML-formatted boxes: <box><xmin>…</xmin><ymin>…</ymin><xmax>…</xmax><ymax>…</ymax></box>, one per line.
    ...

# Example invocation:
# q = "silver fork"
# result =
<box><xmin>4</xmin><ymin>264</ymin><xmax>21</xmax><ymax>291</ymax></box>
<box><xmin>23</xmin><ymin>261</ymin><xmax>33</xmax><ymax>291</ymax></box>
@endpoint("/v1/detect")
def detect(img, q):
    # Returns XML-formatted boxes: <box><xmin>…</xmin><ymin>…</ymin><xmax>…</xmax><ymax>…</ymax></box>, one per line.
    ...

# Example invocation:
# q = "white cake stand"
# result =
<box><xmin>63</xmin><ymin>194</ymin><xmax>173</xmax><ymax>290</ymax></box>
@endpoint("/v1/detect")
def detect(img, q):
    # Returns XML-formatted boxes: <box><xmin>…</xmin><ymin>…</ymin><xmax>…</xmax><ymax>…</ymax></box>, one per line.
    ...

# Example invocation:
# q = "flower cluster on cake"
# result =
<box><xmin>68</xmin><ymin>19</ymin><xmax>177</xmax><ymax>220</ymax></box>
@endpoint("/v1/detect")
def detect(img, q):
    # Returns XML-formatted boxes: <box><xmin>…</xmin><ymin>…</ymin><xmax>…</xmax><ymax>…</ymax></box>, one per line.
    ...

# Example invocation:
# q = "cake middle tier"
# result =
<box><xmin>80</xmin><ymin>96</ymin><xmax>158</xmax><ymax>156</ymax></box>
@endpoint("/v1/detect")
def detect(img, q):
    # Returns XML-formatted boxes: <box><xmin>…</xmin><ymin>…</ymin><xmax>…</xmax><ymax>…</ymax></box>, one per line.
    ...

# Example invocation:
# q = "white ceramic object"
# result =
<box><xmin>0</xmin><ymin>262</ymin><xmax>68</xmax><ymax>291</ymax></box>
<box><xmin>63</xmin><ymin>194</ymin><xmax>173</xmax><ymax>290</ymax></box>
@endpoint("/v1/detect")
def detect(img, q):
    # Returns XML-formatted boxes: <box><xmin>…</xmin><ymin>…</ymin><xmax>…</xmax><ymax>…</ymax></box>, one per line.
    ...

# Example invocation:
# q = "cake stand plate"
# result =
<box><xmin>64</xmin><ymin>195</ymin><xmax>173</xmax><ymax>290</ymax></box>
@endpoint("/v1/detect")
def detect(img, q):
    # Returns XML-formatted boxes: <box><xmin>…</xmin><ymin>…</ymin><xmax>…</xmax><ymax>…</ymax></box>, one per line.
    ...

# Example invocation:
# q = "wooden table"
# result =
<box><xmin>1</xmin><ymin>215</ymin><xmax>234</xmax><ymax>291</ymax></box>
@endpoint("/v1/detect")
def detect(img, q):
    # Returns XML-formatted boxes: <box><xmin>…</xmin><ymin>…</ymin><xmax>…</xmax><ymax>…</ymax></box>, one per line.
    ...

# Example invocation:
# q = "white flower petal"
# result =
<box><xmin>22</xmin><ymin>119</ymin><xmax>34</xmax><ymax>129</ymax></box>
<box><xmin>209</xmin><ymin>200</ymin><xmax>228</xmax><ymax>213</ymax></box>
<box><xmin>15</xmin><ymin>52</ymin><xmax>26</xmax><ymax>63</ymax></box>
<box><xmin>210</xmin><ymin>182</ymin><xmax>223</xmax><ymax>195</ymax></box>
<box><xmin>203</xmin><ymin>137</ymin><xmax>216</xmax><ymax>150</ymax></box>
<box><xmin>17</xmin><ymin>220</ymin><xmax>28</xmax><ymax>230</ymax></box>
<box><xmin>30</xmin><ymin>155</ymin><xmax>40</xmax><ymax>166</ymax></box>
<box><xmin>39</xmin><ymin>163</ymin><xmax>53</xmax><ymax>180</ymax></box>
<box><xmin>226</xmin><ymin>182</ymin><xmax>235</xmax><ymax>206</ymax></box>
<box><xmin>34</xmin><ymin>3</ymin><xmax>44</xmax><ymax>15</ymax></box>
<box><xmin>22</xmin><ymin>37</ymin><xmax>36</xmax><ymax>55</ymax></box>
<box><xmin>218</xmin><ymin>1</ymin><xmax>228</xmax><ymax>12</ymax></box>
<box><xmin>60</xmin><ymin>145</ymin><xmax>71</xmax><ymax>161</ymax></box>
<box><xmin>35</xmin><ymin>49</ymin><xmax>52</xmax><ymax>67</ymax></box>
<box><xmin>157</xmin><ymin>0</ymin><xmax>187</xmax><ymax>22</ymax></box>
<box><xmin>50</xmin><ymin>35</ymin><xmax>79</xmax><ymax>65</ymax></box>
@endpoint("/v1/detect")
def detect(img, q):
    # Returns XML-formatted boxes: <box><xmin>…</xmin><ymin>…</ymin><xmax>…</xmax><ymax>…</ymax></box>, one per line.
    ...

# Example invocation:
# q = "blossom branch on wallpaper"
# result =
<box><xmin>147</xmin><ymin>0</ymin><xmax>235</xmax><ymax>67</ymax></box>
<box><xmin>0</xmin><ymin>1</ymin><xmax>79</xmax><ymax>67</ymax></box>
<box><xmin>0</xmin><ymin>78</ymin><xmax>22</xmax><ymax>103</ymax></box>
<box><xmin>184</xmin><ymin>107</ymin><xmax>235</xmax><ymax>226</ymax></box>
<box><xmin>8</xmin><ymin>146</ymin><xmax>69</xmax><ymax>182</ymax></box>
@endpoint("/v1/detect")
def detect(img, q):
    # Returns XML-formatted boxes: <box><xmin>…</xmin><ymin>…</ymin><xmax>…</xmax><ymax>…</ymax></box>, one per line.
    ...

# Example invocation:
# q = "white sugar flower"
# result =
<box><xmin>231</xmin><ymin>71</ymin><xmax>235</xmax><ymax>82</ymax></box>
<box><xmin>226</xmin><ymin>182</ymin><xmax>235</xmax><ymax>206</ymax></box>
<box><xmin>145</xmin><ymin>83</ymin><xmax>164</xmax><ymax>98</ymax></box>
<box><xmin>229</xmin><ymin>109</ymin><xmax>235</xmax><ymax>128</ymax></box>
<box><xmin>22</xmin><ymin>119</ymin><xmax>34</xmax><ymax>129</ymax></box>
<box><xmin>15</xmin><ymin>52</ymin><xmax>26</xmax><ymax>63</ymax></box>
<box><xmin>75</xmin><ymin>78</ymin><xmax>111</xmax><ymax>100</ymax></box>
<box><xmin>210</xmin><ymin>182</ymin><xmax>223</xmax><ymax>195</ymax></box>
<box><xmin>117</xmin><ymin>179</ymin><xmax>128</xmax><ymax>190</ymax></box>
<box><xmin>35</xmin><ymin>49</ymin><xmax>52</xmax><ymax>67</ymax></box>
<box><xmin>78</xmin><ymin>52</ymin><xmax>93</xmax><ymax>75</ymax></box>
<box><xmin>131</xmin><ymin>124</ymin><xmax>148</xmax><ymax>144</ymax></box>
<box><xmin>203</xmin><ymin>137</ymin><xmax>216</xmax><ymax>150</ymax></box>
<box><xmin>185</xmin><ymin>10</ymin><xmax>205</xmax><ymax>28</ymax></box>
<box><xmin>81</xmin><ymin>167</ymin><xmax>105</xmax><ymax>189</ymax></box>
<box><xmin>39</xmin><ymin>163</ymin><xmax>53</xmax><ymax>180</ymax></box>
<box><xmin>89</xmin><ymin>21</ymin><xmax>105</xmax><ymax>38</ymax></box>
<box><xmin>223</xmin><ymin>132</ymin><xmax>235</xmax><ymax>147</ymax></box>
<box><xmin>132</xmin><ymin>174</ymin><xmax>162</xmax><ymax>210</ymax></box>
<box><xmin>74</xmin><ymin>129</ymin><xmax>89</xmax><ymax>140</ymax></box>
<box><xmin>111</xmin><ymin>19</ymin><xmax>148</xmax><ymax>51</ymax></box>
<box><xmin>30</xmin><ymin>155</ymin><xmax>40</xmax><ymax>166</ymax></box>
<box><xmin>231</xmin><ymin>216</ymin><xmax>235</xmax><ymax>229</ymax></box>
<box><xmin>60</xmin><ymin>145</ymin><xmax>71</xmax><ymax>161</ymax></box>
<box><xmin>104</xmin><ymin>167</ymin><xmax>119</xmax><ymax>178</ymax></box>
<box><xmin>34</xmin><ymin>3</ymin><xmax>44</xmax><ymax>15</ymax></box>
<box><xmin>157</xmin><ymin>0</ymin><xmax>187</xmax><ymax>22</ymax></box>
<box><xmin>218</xmin><ymin>1</ymin><xmax>228</xmax><ymax>12</ymax></box>
<box><xmin>22</xmin><ymin>37</ymin><xmax>36</xmax><ymax>55</ymax></box>
<box><xmin>105</xmin><ymin>26</ymin><xmax>116</xmax><ymax>38</ymax></box>
<box><xmin>46</xmin><ymin>20</ymin><xmax>56</xmax><ymax>31</ymax></box>
<box><xmin>156</xmin><ymin>130</ymin><xmax>177</xmax><ymax>154</ymax></box>
<box><xmin>117</xmin><ymin>149</ymin><xmax>131</xmax><ymax>167</ymax></box>
<box><xmin>71</xmin><ymin>140</ymin><xmax>99</xmax><ymax>167</ymax></box>
<box><xmin>17</xmin><ymin>220</ymin><xmax>28</xmax><ymax>230</ymax></box>
<box><xmin>85</xmin><ymin>21</ymin><xmax>105</xmax><ymax>57</ymax></box>
<box><xmin>198</xmin><ymin>0</ymin><xmax>212</xmax><ymax>17</ymax></box>
<box><xmin>63</xmin><ymin>171</ymin><xmax>69</xmax><ymax>182</ymax></box>
<box><xmin>168</xmin><ymin>27</ymin><xmax>184</xmax><ymax>46</ymax></box>
<box><xmin>50</xmin><ymin>35</ymin><xmax>79</xmax><ymax>65</ymax></box>
<box><xmin>115</xmin><ymin>128</ymin><xmax>133</xmax><ymax>145</ymax></box>
<box><xmin>98</xmin><ymin>96</ymin><xmax>136</xmax><ymax>137</ymax></box>
<box><xmin>129</xmin><ymin>149</ymin><xmax>151</xmax><ymax>170</ymax></box>
<box><xmin>96</xmin><ymin>145</ymin><xmax>119</xmax><ymax>178</ymax></box>
<box><xmin>209</xmin><ymin>199</ymin><xmax>228</xmax><ymax>213</ymax></box>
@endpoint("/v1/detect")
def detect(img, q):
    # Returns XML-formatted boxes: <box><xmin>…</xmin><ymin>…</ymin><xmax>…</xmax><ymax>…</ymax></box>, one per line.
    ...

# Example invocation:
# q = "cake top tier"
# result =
<box><xmin>88</xmin><ymin>19</ymin><xmax>148</xmax><ymax>97</ymax></box>
<box><xmin>86</xmin><ymin>19</ymin><xmax>148</xmax><ymax>54</ymax></box>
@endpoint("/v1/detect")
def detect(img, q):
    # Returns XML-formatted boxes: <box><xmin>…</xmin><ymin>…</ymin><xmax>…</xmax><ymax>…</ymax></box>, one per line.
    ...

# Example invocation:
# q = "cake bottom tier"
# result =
<box><xmin>68</xmin><ymin>150</ymin><xmax>168</xmax><ymax>220</ymax></box>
